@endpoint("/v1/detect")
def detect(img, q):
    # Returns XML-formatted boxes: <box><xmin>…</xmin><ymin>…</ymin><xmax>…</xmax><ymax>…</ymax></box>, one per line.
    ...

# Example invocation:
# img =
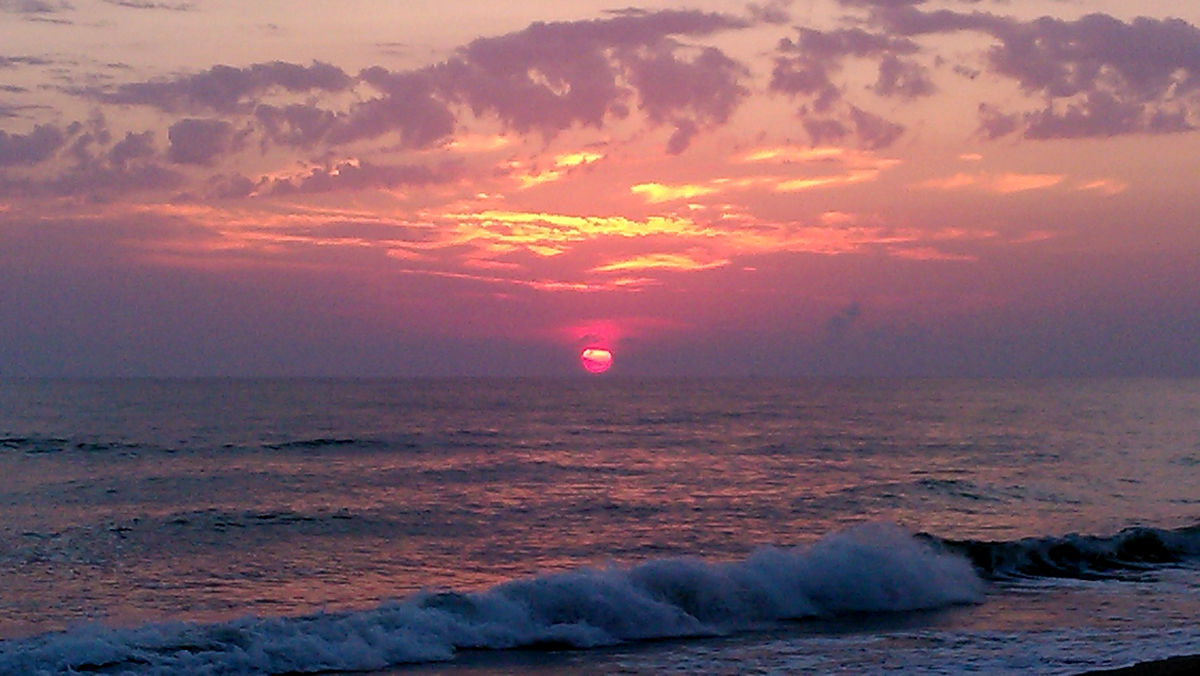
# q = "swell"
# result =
<box><xmin>0</xmin><ymin>523</ymin><xmax>982</xmax><ymax>674</ymax></box>
<box><xmin>1</xmin><ymin>434</ymin><xmax>399</xmax><ymax>455</ymax></box>
<box><xmin>0</xmin><ymin>436</ymin><xmax>144</xmax><ymax>455</ymax></box>
<box><xmin>924</xmin><ymin>523</ymin><xmax>1200</xmax><ymax>581</ymax></box>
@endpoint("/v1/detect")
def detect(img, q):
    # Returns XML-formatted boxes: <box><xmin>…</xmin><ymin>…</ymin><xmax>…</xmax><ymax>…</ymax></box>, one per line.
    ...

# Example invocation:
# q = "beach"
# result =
<box><xmin>1086</xmin><ymin>655</ymin><xmax>1200</xmax><ymax>675</ymax></box>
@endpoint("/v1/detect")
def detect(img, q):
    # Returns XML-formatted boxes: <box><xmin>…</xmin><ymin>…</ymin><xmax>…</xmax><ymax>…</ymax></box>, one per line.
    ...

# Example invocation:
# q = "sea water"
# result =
<box><xmin>1</xmin><ymin>377</ymin><xmax>1198</xmax><ymax>674</ymax></box>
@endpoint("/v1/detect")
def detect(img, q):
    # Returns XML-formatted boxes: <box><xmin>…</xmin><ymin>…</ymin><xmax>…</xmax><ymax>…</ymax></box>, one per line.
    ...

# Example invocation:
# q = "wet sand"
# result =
<box><xmin>1083</xmin><ymin>654</ymin><xmax>1200</xmax><ymax>675</ymax></box>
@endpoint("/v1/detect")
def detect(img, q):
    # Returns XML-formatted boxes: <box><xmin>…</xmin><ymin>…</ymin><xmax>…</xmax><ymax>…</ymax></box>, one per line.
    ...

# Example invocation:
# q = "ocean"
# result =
<box><xmin>1</xmin><ymin>377</ymin><xmax>1198</xmax><ymax>674</ymax></box>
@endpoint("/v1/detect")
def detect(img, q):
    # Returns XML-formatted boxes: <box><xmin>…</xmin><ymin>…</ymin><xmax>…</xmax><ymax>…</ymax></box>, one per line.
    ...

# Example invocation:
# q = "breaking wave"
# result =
<box><xmin>926</xmin><ymin>523</ymin><xmax>1200</xmax><ymax>580</ymax></box>
<box><xmin>0</xmin><ymin>523</ymin><xmax>981</xmax><ymax>675</ymax></box>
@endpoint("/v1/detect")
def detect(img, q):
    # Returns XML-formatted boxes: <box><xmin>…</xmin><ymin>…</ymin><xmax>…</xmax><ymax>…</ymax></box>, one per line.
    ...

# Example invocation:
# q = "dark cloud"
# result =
<box><xmin>772</xmin><ymin>27</ymin><xmax>924</xmax><ymax>110</ymax></box>
<box><xmin>625</xmin><ymin>43</ymin><xmax>748</xmax><ymax>126</ymax></box>
<box><xmin>204</xmin><ymin>172</ymin><xmax>257</xmax><ymax>200</ymax></box>
<box><xmin>771</xmin><ymin>57</ymin><xmax>840</xmax><ymax>112</ymax></box>
<box><xmin>976</xmin><ymin>102</ymin><xmax>1019</xmax><ymax>139</ymax></box>
<box><xmin>552</xmin><ymin>8</ymin><xmax>751</xmax><ymax>45</ymax></box>
<box><xmin>0</xmin><ymin>0</ymin><xmax>72</xmax><ymax>14</ymax></box>
<box><xmin>109</xmin><ymin>130</ymin><xmax>157</xmax><ymax>167</ymax></box>
<box><xmin>95</xmin><ymin>61</ymin><xmax>353</xmax><ymax>113</ymax></box>
<box><xmin>771</xmin><ymin>26</ymin><xmax>927</xmax><ymax>147</ymax></box>
<box><xmin>328</xmin><ymin>70</ymin><xmax>455</xmax><ymax>148</ymax></box>
<box><xmin>802</xmin><ymin>116</ymin><xmax>849</xmax><ymax>145</ymax></box>
<box><xmin>427</xmin><ymin>9</ymin><xmax>750</xmax><ymax>140</ymax></box>
<box><xmin>864</xmin><ymin>5</ymin><xmax>1009</xmax><ymax>36</ymax></box>
<box><xmin>0</xmin><ymin>160</ymin><xmax>182</xmax><ymax>198</ymax></box>
<box><xmin>0</xmin><ymin>101</ymin><xmax>53</xmax><ymax>119</ymax></box>
<box><xmin>1021</xmin><ymin>91</ymin><xmax>1187</xmax><ymax>139</ymax></box>
<box><xmin>985</xmin><ymin>14</ymin><xmax>1200</xmax><ymax>100</ymax></box>
<box><xmin>61</xmin><ymin>8</ymin><xmax>757</xmax><ymax>169</ymax></box>
<box><xmin>0</xmin><ymin>123</ymin><xmax>64</xmax><ymax>166</ymax></box>
<box><xmin>167</xmin><ymin>118</ymin><xmax>237</xmax><ymax>165</ymax></box>
<box><xmin>873</xmin><ymin>53</ymin><xmax>936</xmax><ymax>98</ymax></box>
<box><xmin>62</xmin><ymin>112</ymin><xmax>113</xmax><ymax>166</ymax></box>
<box><xmin>101</xmin><ymin>0</ymin><xmax>192</xmax><ymax>9</ymax></box>
<box><xmin>825</xmin><ymin>301</ymin><xmax>862</xmax><ymax>342</ymax></box>
<box><xmin>0</xmin><ymin>113</ymin><xmax>181</xmax><ymax>198</ymax></box>
<box><xmin>799</xmin><ymin>106</ymin><xmax>902</xmax><ymax>149</ymax></box>
<box><xmin>838</xmin><ymin>0</ymin><xmax>925</xmax><ymax>7</ymax></box>
<box><xmin>861</xmin><ymin>5</ymin><xmax>1200</xmax><ymax>139</ymax></box>
<box><xmin>0</xmin><ymin>55</ymin><xmax>53</xmax><ymax>68</ymax></box>
<box><xmin>747</xmin><ymin>1</ymin><xmax>791</xmax><ymax>25</ymax></box>
<box><xmin>303</xmin><ymin>8</ymin><xmax>754</xmax><ymax>154</ymax></box>
<box><xmin>274</xmin><ymin>219</ymin><xmax>437</xmax><ymax>244</ymax></box>
<box><xmin>849</xmin><ymin>105</ymin><xmax>905</xmax><ymax>148</ymax></box>
<box><xmin>263</xmin><ymin>159</ymin><xmax>459</xmax><ymax>195</ymax></box>
<box><xmin>666</xmin><ymin>118</ymin><xmax>699</xmax><ymax>155</ymax></box>
<box><xmin>253</xmin><ymin>103</ymin><xmax>338</xmax><ymax>148</ymax></box>
<box><xmin>982</xmin><ymin>13</ymin><xmax>1200</xmax><ymax>138</ymax></box>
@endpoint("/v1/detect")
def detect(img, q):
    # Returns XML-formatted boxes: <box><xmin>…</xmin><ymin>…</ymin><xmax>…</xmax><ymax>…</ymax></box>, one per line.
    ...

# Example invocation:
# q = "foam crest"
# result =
<box><xmin>0</xmin><ymin>523</ymin><xmax>982</xmax><ymax>674</ymax></box>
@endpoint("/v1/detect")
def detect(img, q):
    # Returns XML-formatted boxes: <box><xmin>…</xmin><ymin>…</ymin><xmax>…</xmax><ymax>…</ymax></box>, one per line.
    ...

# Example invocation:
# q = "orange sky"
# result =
<box><xmin>1</xmin><ymin>0</ymin><xmax>1198</xmax><ymax>376</ymax></box>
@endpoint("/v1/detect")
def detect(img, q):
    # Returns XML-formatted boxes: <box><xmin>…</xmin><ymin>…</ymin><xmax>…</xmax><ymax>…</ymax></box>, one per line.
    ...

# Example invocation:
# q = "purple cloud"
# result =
<box><xmin>101</xmin><ymin>0</ymin><xmax>192</xmax><ymax>9</ymax></box>
<box><xmin>666</xmin><ymin>118</ymin><xmax>699</xmax><ymax>155</ymax></box>
<box><xmin>849</xmin><ymin>105</ymin><xmax>904</xmax><ymax>149</ymax></box>
<box><xmin>167</xmin><ymin>118</ymin><xmax>238</xmax><ymax>165</ymax></box>
<box><xmin>802</xmin><ymin>116</ymin><xmax>849</xmax><ymax>146</ymax></box>
<box><xmin>771</xmin><ymin>27</ymin><xmax>922</xmax><ymax>147</ymax></box>
<box><xmin>860</xmin><ymin>5</ymin><xmax>1200</xmax><ymax>139</ymax></box>
<box><xmin>95</xmin><ymin>61</ymin><xmax>352</xmax><ymax>113</ymax></box>
<box><xmin>0</xmin><ymin>115</ymin><xmax>181</xmax><ymax>198</ymax></box>
<box><xmin>0</xmin><ymin>123</ymin><xmax>64</xmax><ymax>165</ymax></box>
<box><xmin>747</xmin><ymin>1</ymin><xmax>791</xmax><ymax>24</ymax></box>
<box><xmin>0</xmin><ymin>0</ymin><xmax>72</xmax><ymax>14</ymax></box>
<box><xmin>981</xmin><ymin>14</ymin><xmax>1200</xmax><ymax>138</ymax></box>
<box><xmin>253</xmin><ymin>103</ymin><xmax>338</xmax><ymax>148</ymax></box>
<box><xmin>0</xmin><ymin>55</ymin><xmax>52</xmax><ymax>68</ymax></box>
<box><xmin>976</xmin><ymin>103</ymin><xmax>1019</xmax><ymax>140</ymax></box>
<box><xmin>328</xmin><ymin>70</ymin><xmax>455</xmax><ymax>148</ymax></box>
<box><xmin>263</xmin><ymin>160</ymin><xmax>460</xmax><ymax>195</ymax></box>
<box><xmin>428</xmin><ymin>9</ymin><xmax>750</xmax><ymax>141</ymax></box>
<box><xmin>873</xmin><ymin>53</ymin><xmax>936</xmax><ymax>98</ymax></box>
<box><xmin>108</xmin><ymin>130</ymin><xmax>157</xmax><ymax>167</ymax></box>
<box><xmin>772</xmin><ymin>27</ymin><xmax>924</xmax><ymax>111</ymax></box>
<box><xmin>625</xmin><ymin>44</ymin><xmax>747</xmax><ymax>125</ymax></box>
<box><xmin>62</xmin><ymin>7</ymin><xmax>758</xmax><ymax>168</ymax></box>
<box><xmin>0</xmin><ymin>159</ymin><xmax>182</xmax><ymax>198</ymax></box>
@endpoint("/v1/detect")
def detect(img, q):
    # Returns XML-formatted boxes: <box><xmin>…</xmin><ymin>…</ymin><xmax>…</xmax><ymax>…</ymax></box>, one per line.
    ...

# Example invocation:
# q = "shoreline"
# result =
<box><xmin>1084</xmin><ymin>655</ymin><xmax>1200</xmax><ymax>675</ymax></box>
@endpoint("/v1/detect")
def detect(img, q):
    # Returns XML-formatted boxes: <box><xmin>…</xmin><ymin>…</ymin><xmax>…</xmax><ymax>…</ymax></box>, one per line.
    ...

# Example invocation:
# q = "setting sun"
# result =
<box><xmin>580</xmin><ymin>347</ymin><xmax>614</xmax><ymax>374</ymax></box>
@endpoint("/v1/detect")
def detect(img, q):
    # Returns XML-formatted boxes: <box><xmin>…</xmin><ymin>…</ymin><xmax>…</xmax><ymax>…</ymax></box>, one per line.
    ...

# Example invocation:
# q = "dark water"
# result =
<box><xmin>1</xmin><ymin>378</ymin><xmax>1198</xmax><ymax>673</ymax></box>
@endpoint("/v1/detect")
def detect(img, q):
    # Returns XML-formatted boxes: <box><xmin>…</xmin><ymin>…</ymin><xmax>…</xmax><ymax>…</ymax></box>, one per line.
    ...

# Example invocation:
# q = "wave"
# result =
<box><xmin>261</xmin><ymin>437</ymin><xmax>383</xmax><ymax>451</ymax></box>
<box><xmin>0</xmin><ymin>523</ymin><xmax>981</xmax><ymax>675</ymax></box>
<box><xmin>1</xmin><ymin>435</ymin><xmax>404</xmax><ymax>456</ymax></box>
<box><xmin>0</xmin><ymin>436</ymin><xmax>143</xmax><ymax>455</ymax></box>
<box><xmin>925</xmin><ymin>524</ymin><xmax>1200</xmax><ymax>580</ymax></box>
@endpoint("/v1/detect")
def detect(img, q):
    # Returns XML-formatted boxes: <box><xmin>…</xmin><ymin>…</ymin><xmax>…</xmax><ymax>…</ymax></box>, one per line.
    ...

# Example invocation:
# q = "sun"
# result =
<box><xmin>580</xmin><ymin>347</ymin><xmax>613</xmax><ymax>374</ymax></box>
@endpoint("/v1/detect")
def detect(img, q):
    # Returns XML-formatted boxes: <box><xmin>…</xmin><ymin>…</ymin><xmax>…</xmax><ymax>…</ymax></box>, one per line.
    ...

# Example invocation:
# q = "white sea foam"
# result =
<box><xmin>0</xmin><ymin>523</ymin><xmax>983</xmax><ymax>675</ymax></box>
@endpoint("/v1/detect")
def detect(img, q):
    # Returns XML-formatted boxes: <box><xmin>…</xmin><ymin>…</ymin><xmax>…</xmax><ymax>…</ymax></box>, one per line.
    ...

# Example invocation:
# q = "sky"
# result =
<box><xmin>1</xmin><ymin>0</ymin><xmax>1198</xmax><ymax>377</ymax></box>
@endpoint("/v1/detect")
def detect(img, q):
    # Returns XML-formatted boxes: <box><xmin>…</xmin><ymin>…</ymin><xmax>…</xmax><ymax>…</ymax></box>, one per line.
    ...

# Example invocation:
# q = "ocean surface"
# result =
<box><xmin>1</xmin><ymin>377</ymin><xmax>1199</xmax><ymax>674</ymax></box>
